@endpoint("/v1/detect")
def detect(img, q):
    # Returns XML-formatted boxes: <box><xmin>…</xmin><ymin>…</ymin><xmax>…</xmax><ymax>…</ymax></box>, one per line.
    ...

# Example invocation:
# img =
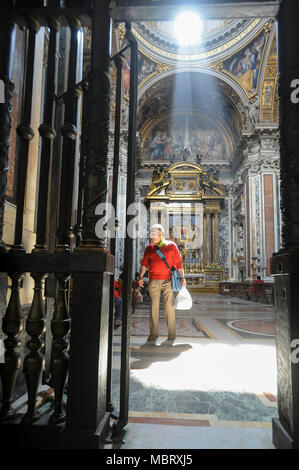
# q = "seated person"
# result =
<box><xmin>249</xmin><ymin>275</ymin><xmax>264</xmax><ymax>296</ymax></box>
<box><xmin>253</xmin><ymin>275</ymin><xmax>264</xmax><ymax>292</ymax></box>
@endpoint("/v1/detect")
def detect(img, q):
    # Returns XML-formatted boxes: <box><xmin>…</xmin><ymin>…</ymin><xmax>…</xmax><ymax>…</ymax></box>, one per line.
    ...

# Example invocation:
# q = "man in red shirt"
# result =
<box><xmin>138</xmin><ymin>224</ymin><xmax>186</xmax><ymax>343</ymax></box>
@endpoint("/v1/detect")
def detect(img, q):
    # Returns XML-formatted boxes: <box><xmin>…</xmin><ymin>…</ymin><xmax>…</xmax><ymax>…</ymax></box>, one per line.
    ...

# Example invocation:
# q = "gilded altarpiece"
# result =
<box><xmin>145</xmin><ymin>163</ymin><xmax>226</xmax><ymax>292</ymax></box>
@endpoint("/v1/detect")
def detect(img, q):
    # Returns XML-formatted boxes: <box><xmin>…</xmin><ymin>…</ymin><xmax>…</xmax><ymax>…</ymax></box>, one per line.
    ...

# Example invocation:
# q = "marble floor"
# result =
<box><xmin>108</xmin><ymin>294</ymin><xmax>278</xmax><ymax>449</ymax></box>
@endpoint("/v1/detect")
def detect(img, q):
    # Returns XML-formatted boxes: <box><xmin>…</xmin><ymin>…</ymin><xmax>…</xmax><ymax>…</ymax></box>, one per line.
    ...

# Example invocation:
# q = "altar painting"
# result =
<box><xmin>143</xmin><ymin>113</ymin><xmax>228</xmax><ymax>162</ymax></box>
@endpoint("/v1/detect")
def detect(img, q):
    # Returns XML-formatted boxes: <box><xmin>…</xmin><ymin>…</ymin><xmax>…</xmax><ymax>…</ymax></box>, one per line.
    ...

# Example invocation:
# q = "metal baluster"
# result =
<box><xmin>56</xmin><ymin>23</ymin><xmax>81</xmax><ymax>252</ymax></box>
<box><xmin>106</xmin><ymin>54</ymin><xmax>123</xmax><ymax>414</ymax></box>
<box><xmin>49</xmin><ymin>273</ymin><xmax>70</xmax><ymax>424</ymax></box>
<box><xmin>0</xmin><ymin>273</ymin><xmax>24</xmax><ymax>421</ymax></box>
<box><xmin>22</xmin><ymin>273</ymin><xmax>46</xmax><ymax>424</ymax></box>
<box><xmin>73</xmin><ymin>80</ymin><xmax>88</xmax><ymax>247</ymax></box>
<box><xmin>33</xmin><ymin>21</ymin><xmax>60</xmax><ymax>253</ymax></box>
<box><xmin>112</xmin><ymin>22</ymin><xmax>138</xmax><ymax>436</ymax></box>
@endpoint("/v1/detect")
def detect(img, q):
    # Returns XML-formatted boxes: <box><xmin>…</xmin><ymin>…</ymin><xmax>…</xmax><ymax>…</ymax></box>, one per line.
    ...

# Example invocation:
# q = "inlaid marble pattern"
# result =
<box><xmin>213</xmin><ymin>317</ymin><xmax>276</xmax><ymax>339</ymax></box>
<box><xmin>112</xmin><ymin>294</ymin><xmax>277</xmax><ymax>426</ymax></box>
<box><xmin>111</xmin><ymin>370</ymin><xmax>277</xmax><ymax>422</ymax></box>
<box><xmin>114</xmin><ymin>316</ymin><xmax>213</xmax><ymax>338</ymax></box>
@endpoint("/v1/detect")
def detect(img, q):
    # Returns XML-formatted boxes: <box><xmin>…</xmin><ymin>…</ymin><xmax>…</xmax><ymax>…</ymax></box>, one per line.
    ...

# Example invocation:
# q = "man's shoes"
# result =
<box><xmin>147</xmin><ymin>335</ymin><xmax>158</xmax><ymax>344</ymax></box>
<box><xmin>163</xmin><ymin>338</ymin><xmax>175</xmax><ymax>347</ymax></box>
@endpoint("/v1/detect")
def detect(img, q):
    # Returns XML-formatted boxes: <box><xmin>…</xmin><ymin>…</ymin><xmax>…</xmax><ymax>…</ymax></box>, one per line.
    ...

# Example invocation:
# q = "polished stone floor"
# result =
<box><xmin>108</xmin><ymin>294</ymin><xmax>277</xmax><ymax>449</ymax></box>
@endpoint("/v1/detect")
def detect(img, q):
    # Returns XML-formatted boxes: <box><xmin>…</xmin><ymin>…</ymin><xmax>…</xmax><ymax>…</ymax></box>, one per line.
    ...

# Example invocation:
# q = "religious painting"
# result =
<box><xmin>142</xmin><ymin>112</ymin><xmax>228</xmax><ymax>163</ymax></box>
<box><xmin>223</xmin><ymin>30</ymin><xmax>266</xmax><ymax>95</ymax></box>
<box><xmin>262</xmin><ymin>80</ymin><xmax>274</xmax><ymax>107</ymax></box>
<box><xmin>138</xmin><ymin>53</ymin><xmax>156</xmax><ymax>85</ymax></box>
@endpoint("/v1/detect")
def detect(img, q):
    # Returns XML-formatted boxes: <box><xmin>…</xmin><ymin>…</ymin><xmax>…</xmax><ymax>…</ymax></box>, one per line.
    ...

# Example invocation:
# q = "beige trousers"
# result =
<box><xmin>148</xmin><ymin>279</ymin><xmax>176</xmax><ymax>340</ymax></box>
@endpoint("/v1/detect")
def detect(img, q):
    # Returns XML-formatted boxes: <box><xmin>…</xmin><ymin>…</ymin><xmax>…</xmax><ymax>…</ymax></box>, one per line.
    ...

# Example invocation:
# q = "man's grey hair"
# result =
<box><xmin>150</xmin><ymin>224</ymin><xmax>165</xmax><ymax>235</ymax></box>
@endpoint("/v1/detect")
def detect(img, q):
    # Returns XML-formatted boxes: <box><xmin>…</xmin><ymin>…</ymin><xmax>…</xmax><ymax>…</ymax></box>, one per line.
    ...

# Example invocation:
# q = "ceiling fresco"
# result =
<box><xmin>138</xmin><ymin>72</ymin><xmax>242</xmax><ymax>165</ymax></box>
<box><xmin>114</xmin><ymin>17</ymin><xmax>277</xmax><ymax>168</ymax></box>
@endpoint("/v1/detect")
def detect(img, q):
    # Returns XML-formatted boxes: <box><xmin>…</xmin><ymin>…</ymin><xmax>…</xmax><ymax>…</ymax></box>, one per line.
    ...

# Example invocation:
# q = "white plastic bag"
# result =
<box><xmin>174</xmin><ymin>286</ymin><xmax>193</xmax><ymax>310</ymax></box>
<box><xmin>135</xmin><ymin>288</ymin><xmax>143</xmax><ymax>303</ymax></box>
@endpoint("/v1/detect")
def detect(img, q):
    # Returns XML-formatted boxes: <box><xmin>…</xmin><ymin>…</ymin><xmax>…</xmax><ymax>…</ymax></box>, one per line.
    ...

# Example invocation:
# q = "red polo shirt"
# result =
<box><xmin>141</xmin><ymin>240</ymin><xmax>183</xmax><ymax>280</ymax></box>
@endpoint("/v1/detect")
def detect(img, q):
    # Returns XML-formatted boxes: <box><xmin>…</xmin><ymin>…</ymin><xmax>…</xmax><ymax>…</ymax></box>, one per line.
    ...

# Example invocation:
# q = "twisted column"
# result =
<box><xmin>0</xmin><ymin>0</ymin><xmax>15</xmax><ymax>253</ymax></box>
<box><xmin>78</xmin><ymin>0</ymin><xmax>111</xmax><ymax>250</ymax></box>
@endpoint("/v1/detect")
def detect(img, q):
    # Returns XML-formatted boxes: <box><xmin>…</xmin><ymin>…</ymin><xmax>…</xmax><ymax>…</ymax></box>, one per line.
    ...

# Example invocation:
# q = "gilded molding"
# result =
<box><xmin>260</xmin><ymin>33</ymin><xmax>278</xmax><ymax>123</ymax></box>
<box><xmin>145</xmin><ymin>162</ymin><xmax>225</xmax><ymax>202</ymax></box>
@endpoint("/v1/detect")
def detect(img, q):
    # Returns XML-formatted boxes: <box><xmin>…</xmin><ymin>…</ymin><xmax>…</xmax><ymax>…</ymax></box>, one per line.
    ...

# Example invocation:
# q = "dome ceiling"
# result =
<box><xmin>124</xmin><ymin>17</ymin><xmax>276</xmax><ymax>168</ymax></box>
<box><xmin>133</xmin><ymin>18</ymin><xmax>267</xmax><ymax>64</ymax></box>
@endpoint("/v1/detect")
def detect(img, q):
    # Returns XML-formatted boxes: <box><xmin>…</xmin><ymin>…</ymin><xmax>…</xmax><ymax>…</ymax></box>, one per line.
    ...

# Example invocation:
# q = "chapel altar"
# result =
<box><xmin>145</xmin><ymin>162</ymin><xmax>226</xmax><ymax>292</ymax></box>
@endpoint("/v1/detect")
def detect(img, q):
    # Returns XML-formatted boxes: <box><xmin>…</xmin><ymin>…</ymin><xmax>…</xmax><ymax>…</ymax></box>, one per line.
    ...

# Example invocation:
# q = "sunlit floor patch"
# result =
<box><xmin>128</xmin><ymin>342</ymin><xmax>277</xmax><ymax>394</ymax></box>
<box><xmin>111</xmin><ymin>295</ymin><xmax>277</xmax><ymax>425</ymax></box>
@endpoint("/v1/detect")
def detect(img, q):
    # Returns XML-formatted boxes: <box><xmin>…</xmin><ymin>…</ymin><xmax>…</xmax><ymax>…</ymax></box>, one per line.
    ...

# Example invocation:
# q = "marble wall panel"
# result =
<box><xmin>219</xmin><ymin>200</ymin><xmax>229</xmax><ymax>271</ymax></box>
<box><xmin>264</xmin><ymin>174</ymin><xmax>275</xmax><ymax>276</ymax></box>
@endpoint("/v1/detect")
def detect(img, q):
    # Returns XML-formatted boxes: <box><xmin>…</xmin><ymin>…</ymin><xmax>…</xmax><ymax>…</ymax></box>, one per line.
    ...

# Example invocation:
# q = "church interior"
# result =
<box><xmin>0</xmin><ymin>0</ymin><xmax>298</xmax><ymax>451</ymax></box>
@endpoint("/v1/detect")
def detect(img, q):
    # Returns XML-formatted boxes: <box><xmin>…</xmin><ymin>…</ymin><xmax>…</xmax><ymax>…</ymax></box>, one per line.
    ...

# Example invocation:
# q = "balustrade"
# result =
<box><xmin>0</xmin><ymin>0</ymin><xmax>116</xmax><ymax>448</ymax></box>
<box><xmin>22</xmin><ymin>273</ymin><xmax>46</xmax><ymax>424</ymax></box>
<box><xmin>0</xmin><ymin>0</ymin><xmax>137</xmax><ymax>449</ymax></box>
<box><xmin>0</xmin><ymin>272</ymin><xmax>24</xmax><ymax>421</ymax></box>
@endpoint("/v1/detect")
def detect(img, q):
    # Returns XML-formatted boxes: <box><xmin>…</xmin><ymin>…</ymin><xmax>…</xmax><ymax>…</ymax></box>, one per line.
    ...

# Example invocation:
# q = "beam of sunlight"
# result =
<box><xmin>130</xmin><ymin>342</ymin><xmax>277</xmax><ymax>395</ymax></box>
<box><xmin>173</xmin><ymin>11</ymin><xmax>202</xmax><ymax>46</ymax></box>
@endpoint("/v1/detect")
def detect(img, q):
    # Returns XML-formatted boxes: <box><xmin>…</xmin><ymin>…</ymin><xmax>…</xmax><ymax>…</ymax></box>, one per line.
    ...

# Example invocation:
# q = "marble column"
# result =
<box><xmin>213</xmin><ymin>210</ymin><xmax>220</xmax><ymax>264</ymax></box>
<box><xmin>271</xmin><ymin>0</ymin><xmax>299</xmax><ymax>449</ymax></box>
<box><xmin>203</xmin><ymin>210</ymin><xmax>210</xmax><ymax>266</ymax></box>
<box><xmin>263</xmin><ymin>173</ymin><xmax>275</xmax><ymax>277</ymax></box>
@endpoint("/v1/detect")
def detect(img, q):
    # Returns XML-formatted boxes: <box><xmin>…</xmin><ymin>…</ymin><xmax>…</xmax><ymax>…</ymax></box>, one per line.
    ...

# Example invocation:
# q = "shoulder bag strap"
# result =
<box><xmin>154</xmin><ymin>246</ymin><xmax>171</xmax><ymax>270</ymax></box>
